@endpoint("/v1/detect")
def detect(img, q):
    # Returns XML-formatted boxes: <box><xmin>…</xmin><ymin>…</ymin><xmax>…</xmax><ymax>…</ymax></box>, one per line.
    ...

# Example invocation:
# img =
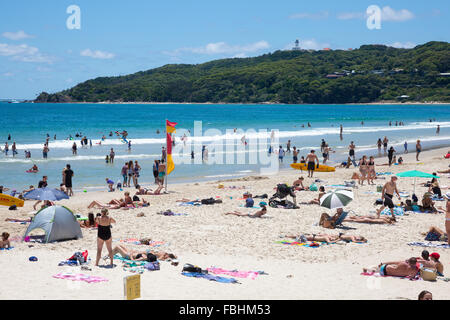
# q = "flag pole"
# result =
<box><xmin>165</xmin><ymin>119</ymin><xmax>168</xmax><ymax>192</ymax></box>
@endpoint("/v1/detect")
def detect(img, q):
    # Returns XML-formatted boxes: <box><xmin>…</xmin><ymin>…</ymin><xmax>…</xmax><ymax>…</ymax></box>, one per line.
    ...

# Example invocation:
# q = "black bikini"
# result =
<box><xmin>97</xmin><ymin>222</ymin><xmax>111</xmax><ymax>241</ymax></box>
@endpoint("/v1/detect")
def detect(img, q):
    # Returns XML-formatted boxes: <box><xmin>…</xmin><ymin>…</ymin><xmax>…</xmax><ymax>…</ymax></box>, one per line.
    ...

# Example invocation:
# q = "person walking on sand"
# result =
<box><xmin>416</xmin><ymin>140</ymin><xmax>422</xmax><ymax>161</ymax></box>
<box><xmin>63</xmin><ymin>164</ymin><xmax>74</xmax><ymax>196</ymax></box>
<box><xmin>376</xmin><ymin>176</ymin><xmax>401</xmax><ymax>221</ymax></box>
<box><xmin>95</xmin><ymin>208</ymin><xmax>116</xmax><ymax>267</ymax></box>
<box><xmin>306</xmin><ymin>150</ymin><xmax>319</xmax><ymax>178</ymax></box>
<box><xmin>388</xmin><ymin>146</ymin><xmax>396</xmax><ymax>167</ymax></box>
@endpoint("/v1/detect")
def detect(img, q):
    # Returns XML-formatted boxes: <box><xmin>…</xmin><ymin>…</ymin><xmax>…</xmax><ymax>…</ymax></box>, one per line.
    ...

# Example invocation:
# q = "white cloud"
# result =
<box><xmin>289</xmin><ymin>12</ymin><xmax>329</xmax><ymax>20</ymax></box>
<box><xmin>337</xmin><ymin>6</ymin><xmax>414</xmax><ymax>22</ymax></box>
<box><xmin>0</xmin><ymin>43</ymin><xmax>54</xmax><ymax>63</ymax></box>
<box><xmin>2</xmin><ymin>30</ymin><xmax>34</xmax><ymax>41</ymax></box>
<box><xmin>388</xmin><ymin>42</ymin><xmax>416</xmax><ymax>49</ymax></box>
<box><xmin>381</xmin><ymin>6</ymin><xmax>414</xmax><ymax>22</ymax></box>
<box><xmin>337</xmin><ymin>12</ymin><xmax>365</xmax><ymax>20</ymax></box>
<box><xmin>168</xmin><ymin>41</ymin><xmax>270</xmax><ymax>56</ymax></box>
<box><xmin>80</xmin><ymin>49</ymin><xmax>115</xmax><ymax>59</ymax></box>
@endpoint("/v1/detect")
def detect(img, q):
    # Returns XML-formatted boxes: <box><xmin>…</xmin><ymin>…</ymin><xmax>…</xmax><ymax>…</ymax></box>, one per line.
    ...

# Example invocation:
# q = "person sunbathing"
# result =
<box><xmin>319</xmin><ymin>208</ymin><xmax>347</xmax><ymax>229</ymax></box>
<box><xmin>0</xmin><ymin>232</ymin><xmax>10</xmax><ymax>249</ymax></box>
<box><xmin>111</xmin><ymin>244</ymin><xmax>177</xmax><ymax>262</ymax></box>
<box><xmin>226</xmin><ymin>205</ymin><xmax>267</xmax><ymax>218</ymax></box>
<box><xmin>135</xmin><ymin>185</ymin><xmax>154</xmax><ymax>195</ymax></box>
<box><xmin>363</xmin><ymin>257</ymin><xmax>419</xmax><ymax>279</ymax></box>
<box><xmin>344</xmin><ymin>215</ymin><xmax>396</xmax><ymax>224</ymax></box>
<box><xmin>422</xmin><ymin>226</ymin><xmax>448</xmax><ymax>242</ymax></box>
<box><xmin>283</xmin><ymin>233</ymin><xmax>367</xmax><ymax>244</ymax></box>
<box><xmin>88</xmin><ymin>192</ymin><xmax>134</xmax><ymax>209</ymax></box>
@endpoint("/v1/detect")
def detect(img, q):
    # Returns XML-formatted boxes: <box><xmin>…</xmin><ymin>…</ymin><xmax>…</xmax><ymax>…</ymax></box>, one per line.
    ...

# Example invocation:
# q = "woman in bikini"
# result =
<box><xmin>367</xmin><ymin>156</ymin><xmax>376</xmax><ymax>185</ymax></box>
<box><xmin>226</xmin><ymin>205</ymin><xmax>267</xmax><ymax>218</ymax></box>
<box><xmin>95</xmin><ymin>208</ymin><xmax>116</xmax><ymax>267</ymax></box>
<box><xmin>358</xmin><ymin>156</ymin><xmax>368</xmax><ymax>185</ymax></box>
<box><xmin>344</xmin><ymin>215</ymin><xmax>396</xmax><ymax>224</ymax></box>
<box><xmin>79</xmin><ymin>213</ymin><xmax>96</xmax><ymax>228</ymax></box>
<box><xmin>283</xmin><ymin>233</ymin><xmax>367</xmax><ymax>244</ymax></box>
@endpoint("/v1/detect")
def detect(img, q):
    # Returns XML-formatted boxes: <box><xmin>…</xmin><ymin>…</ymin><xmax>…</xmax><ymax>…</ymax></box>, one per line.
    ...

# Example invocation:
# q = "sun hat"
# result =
<box><xmin>430</xmin><ymin>252</ymin><xmax>440</xmax><ymax>260</ymax></box>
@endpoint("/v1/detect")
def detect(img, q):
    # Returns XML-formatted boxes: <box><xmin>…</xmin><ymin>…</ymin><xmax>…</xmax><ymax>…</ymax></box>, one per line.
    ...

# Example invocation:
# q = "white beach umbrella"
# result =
<box><xmin>320</xmin><ymin>189</ymin><xmax>354</xmax><ymax>209</ymax></box>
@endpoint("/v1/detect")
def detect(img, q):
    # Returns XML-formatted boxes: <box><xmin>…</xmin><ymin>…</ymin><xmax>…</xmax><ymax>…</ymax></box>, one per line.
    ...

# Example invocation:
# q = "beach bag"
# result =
<box><xmin>309</xmin><ymin>183</ymin><xmax>318</xmax><ymax>192</ymax></box>
<box><xmin>144</xmin><ymin>261</ymin><xmax>160</xmax><ymax>271</ymax></box>
<box><xmin>245</xmin><ymin>198</ymin><xmax>254</xmax><ymax>208</ymax></box>
<box><xmin>420</xmin><ymin>268</ymin><xmax>437</xmax><ymax>281</ymax></box>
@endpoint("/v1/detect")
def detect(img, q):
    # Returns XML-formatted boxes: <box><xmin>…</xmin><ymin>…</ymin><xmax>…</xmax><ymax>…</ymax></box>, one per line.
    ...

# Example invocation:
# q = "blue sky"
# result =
<box><xmin>0</xmin><ymin>0</ymin><xmax>448</xmax><ymax>99</ymax></box>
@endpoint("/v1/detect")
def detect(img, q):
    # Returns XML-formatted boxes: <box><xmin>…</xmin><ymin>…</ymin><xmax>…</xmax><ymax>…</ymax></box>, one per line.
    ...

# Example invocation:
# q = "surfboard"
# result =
<box><xmin>0</xmin><ymin>194</ymin><xmax>24</xmax><ymax>207</ymax></box>
<box><xmin>290</xmin><ymin>163</ymin><xmax>336</xmax><ymax>172</ymax></box>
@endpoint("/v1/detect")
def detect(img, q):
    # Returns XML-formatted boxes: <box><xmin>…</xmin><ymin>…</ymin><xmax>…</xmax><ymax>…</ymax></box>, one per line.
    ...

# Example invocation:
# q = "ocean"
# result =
<box><xmin>1</xmin><ymin>102</ymin><xmax>450</xmax><ymax>192</ymax></box>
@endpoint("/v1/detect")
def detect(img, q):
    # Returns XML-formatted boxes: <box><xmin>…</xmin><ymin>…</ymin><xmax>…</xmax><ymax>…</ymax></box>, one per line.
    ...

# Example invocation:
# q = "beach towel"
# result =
<box><xmin>275</xmin><ymin>240</ymin><xmax>324</xmax><ymax>248</ymax></box>
<box><xmin>376</xmin><ymin>172</ymin><xmax>393</xmax><ymax>176</ymax></box>
<box><xmin>380</xmin><ymin>207</ymin><xmax>404</xmax><ymax>216</ymax></box>
<box><xmin>181</xmin><ymin>272</ymin><xmax>238</xmax><ymax>283</ymax></box>
<box><xmin>113</xmin><ymin>254</ymin><xmax>148</xmax><ymax>266</ymax></box>
<box><xmin>123</xmin><ymin>266</ymin><xmax>145</xmax><ymax>274</ymax></box>
<box><xmin>178</xmin><ymin>202</ymin><xmax>201</xmax><ymax>206</ymax></box>
<box><xmin>206</xmin><ymin>267</ymin><xmax>262</xmax><ymax>280</ymax></box>
<box><xmin>52</xmin><ymin>273</ymin><xmax>108</xmax><ymax>283</ymax></box>
<box><xmin>407</xmin><ymin>242</ymin><xmax>450</xmax><ymax>249</ymax></box>
<box><xmin>361</xmin><ymin>271</ymin><xmax>419</xmax><ymax>281</ymax></box>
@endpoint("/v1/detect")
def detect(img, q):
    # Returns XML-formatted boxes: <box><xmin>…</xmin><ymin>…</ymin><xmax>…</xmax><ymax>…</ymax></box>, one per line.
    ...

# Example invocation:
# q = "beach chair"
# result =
<box><xmin>334</xmin><ymin>211</ymin><xmax>349</xmax><ymax>227</ymax></box>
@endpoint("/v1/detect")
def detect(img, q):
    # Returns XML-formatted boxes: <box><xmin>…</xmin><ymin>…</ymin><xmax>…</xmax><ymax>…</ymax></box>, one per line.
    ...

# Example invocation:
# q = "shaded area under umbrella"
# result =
<box><xmin>396</xmin><ymin>170</ymin><xmax>439</xmax><ymax>195</ymax></box>
<box><xmin>23</xmin><ymin>187</ymin><xmax>69</xmax><ymax>201</ymax></box>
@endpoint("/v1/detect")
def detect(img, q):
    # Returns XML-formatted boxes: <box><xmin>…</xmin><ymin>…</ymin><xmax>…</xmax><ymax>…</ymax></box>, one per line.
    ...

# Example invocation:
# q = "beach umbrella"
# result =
<box><xmin>396</xmin><ymin>170</ymin><xmax>439</xmax><ymax>194</ymax></box>
<box><xmin>23</xmin><ymin>187</ymin><xmax>69</xmax><ymax>201</ymax></box>
<box><xmin>320</xmin><ymin>189</ymin><xmax>354</xmax><ymax>209</ymax></box>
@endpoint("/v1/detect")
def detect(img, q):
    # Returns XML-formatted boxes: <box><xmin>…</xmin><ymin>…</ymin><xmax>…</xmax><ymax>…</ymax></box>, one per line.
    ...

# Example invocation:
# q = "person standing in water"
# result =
<box><xmin>63</xmin><ymin>164</ymin><xmax>74</xmax><ymax>196</ymax></box>
<box><xmin>348</xmin><ymin>141</ymin><xmax>356</xmax><ymax>162</ymax></box>
<box><xmin>383</xmin><ymin>137</ymin><xmax>389</xmax><ymax>153</ymax></box>
<box><xmin>437</xmin><ymin>125</ymin><xmax>440</xmax><ymax>135</ymax></box>
<box><xmin>11</xmin><ymin>142</ymin><xmax>17</xmax><ymax>157</ymax></box>
<box><xmin>404</xmin><ymin>141</ymin><xmax>408</xmax><ymax>154</ymax></box>
<box><xmin>109</xmin><ymin>148</ymin><xmax>115</xmax><ymax>163</ymax></box>
<box><xmin>286</xmin><ymin>140</ymin><xmax>291</xmax><ymax>153</ymax></box>
<box><xmin>292</xmin><ymin>147</ymin><xmax>299</xmax><ymax>164</ymax></box>
<box><xmin>72</xmin><ymin>142</ymin><xmax>77</xmax><ymax>155</ymax></box>
<box><xmin>43</xmin><ymin>144</ymin><xmax>49</xmax><ymax>159</ymax></box>
<box><xmin>377</xmin><ymin>139</ymin><xmax>382</xmax><ymax>153</ymax></box>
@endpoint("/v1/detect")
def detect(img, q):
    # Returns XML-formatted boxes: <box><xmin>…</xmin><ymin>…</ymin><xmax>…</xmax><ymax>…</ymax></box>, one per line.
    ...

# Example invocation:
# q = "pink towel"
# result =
<box><xmin>207</xmin><ymin>267</ymin><xmax>259</xmax><ymax>280</ymax></box>
<box><xmin>53</xmin><ymin>273</ymin><xmax>108</xmax><ymax>283</ymax></box>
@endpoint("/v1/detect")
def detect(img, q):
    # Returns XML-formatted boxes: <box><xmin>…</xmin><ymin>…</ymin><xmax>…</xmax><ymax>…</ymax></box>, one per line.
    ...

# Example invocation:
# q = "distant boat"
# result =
<box><xmin>8</xmin><ymin>100</ymin><xmax>20</xmax><ymax>104</ymax></box>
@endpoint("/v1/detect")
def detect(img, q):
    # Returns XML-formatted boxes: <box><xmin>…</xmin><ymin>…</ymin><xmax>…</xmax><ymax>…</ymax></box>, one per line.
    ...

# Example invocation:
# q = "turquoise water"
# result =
<box><xmin>1</xmin><ymin>102</ymin><xmax>450</xmax><ymax>191</ymax></box>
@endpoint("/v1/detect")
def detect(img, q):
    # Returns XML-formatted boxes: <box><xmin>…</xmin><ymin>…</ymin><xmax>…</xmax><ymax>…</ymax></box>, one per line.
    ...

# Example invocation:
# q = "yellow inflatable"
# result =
<box><xmin>0</xmin><ymin>194</ymin><xmax>24</xmax><ymax>207</ymax></box>
<box><xmin>290</xmin><ymin>163</ymin><xmax>336</xmax><ymax>172</ymax></box>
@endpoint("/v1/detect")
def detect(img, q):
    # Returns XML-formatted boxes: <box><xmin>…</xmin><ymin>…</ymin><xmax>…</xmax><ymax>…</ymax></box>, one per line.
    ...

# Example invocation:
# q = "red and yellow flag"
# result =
<box><xmin>166</xmin><ymin>120</ymin><xmax>177</xmax><ymax>175</ymax></box>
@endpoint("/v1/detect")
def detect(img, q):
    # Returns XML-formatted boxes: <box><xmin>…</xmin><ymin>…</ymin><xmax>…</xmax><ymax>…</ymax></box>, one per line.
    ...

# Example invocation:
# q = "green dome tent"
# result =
<box><xmin>24</xmin><ymin>206</ymin><xmax>82</xmax><ymax>243</ymax></box>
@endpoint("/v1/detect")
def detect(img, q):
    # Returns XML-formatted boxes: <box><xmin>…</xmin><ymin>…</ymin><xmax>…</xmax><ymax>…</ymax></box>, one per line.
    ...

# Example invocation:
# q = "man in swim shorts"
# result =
<box><xmin>376</xmin><ymin>176</ymin><xmax>401</xmax><ymax>220</ymax></box>
<box><xmin>305</xmin><ymin>150</ymin><xmax>319</xmax><ymax>178</ymax></box>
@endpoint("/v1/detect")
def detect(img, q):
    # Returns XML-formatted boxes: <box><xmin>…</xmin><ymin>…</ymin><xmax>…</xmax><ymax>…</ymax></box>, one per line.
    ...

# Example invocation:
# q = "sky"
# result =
<box><xmin>0</xmin><ymin>0</ymin><xmax>448</xmax><ymax>99</ymax></box>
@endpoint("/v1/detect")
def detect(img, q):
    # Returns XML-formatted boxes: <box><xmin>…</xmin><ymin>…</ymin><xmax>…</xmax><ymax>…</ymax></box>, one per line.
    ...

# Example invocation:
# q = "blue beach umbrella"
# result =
<box><xmin>23</xmin><ymin>187</ymin><xmax>70</xmax><ymax>201</ymax></box>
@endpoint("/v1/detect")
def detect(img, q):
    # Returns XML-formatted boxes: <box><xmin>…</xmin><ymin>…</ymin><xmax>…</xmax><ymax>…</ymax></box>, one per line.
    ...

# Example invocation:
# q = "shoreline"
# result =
<box><xmin>17</xmin><ymin>101</ymin><xmax>450</xmax><ymax>106</ymax></box>
<box><xmin>1</xmin><ymin>145</ymin><xmax>450</xmax><ymax>299</ymax></box>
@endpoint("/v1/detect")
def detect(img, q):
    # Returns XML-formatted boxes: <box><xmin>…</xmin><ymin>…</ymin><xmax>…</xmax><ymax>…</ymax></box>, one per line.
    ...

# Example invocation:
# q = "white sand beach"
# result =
<box><xmin>1</xmin><ymin>147</ymin><xmax>449</xmax><ymax>300</ymax></box>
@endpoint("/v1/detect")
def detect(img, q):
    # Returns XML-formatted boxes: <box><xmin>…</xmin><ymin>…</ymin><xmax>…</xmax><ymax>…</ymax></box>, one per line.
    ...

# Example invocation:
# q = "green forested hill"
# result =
<box><xmin>35</xmin><ymin>41</ymin><xmax>450</xmax><ymax>104</ymax></box>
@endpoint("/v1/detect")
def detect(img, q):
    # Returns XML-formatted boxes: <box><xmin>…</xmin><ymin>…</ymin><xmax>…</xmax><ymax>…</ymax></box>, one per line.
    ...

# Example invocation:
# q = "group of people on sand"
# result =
<box><xmin>88</xmin><ymin>190</ymin><xmax>150</xmax><ymax>210</ymax></box>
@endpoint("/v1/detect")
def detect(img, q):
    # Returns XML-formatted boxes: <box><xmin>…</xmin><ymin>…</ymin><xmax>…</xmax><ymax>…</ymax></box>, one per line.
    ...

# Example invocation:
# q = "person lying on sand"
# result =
<box><xmin>111</xmin><ymin>244</ymin><xmax>178</xmax><ymax>263</ymax></box>
<box><xmin>283</xmin><ymin>233</ymin><xmax>367</xmax><ymax>244</ymax></box>
<box><xmin>363</xmin><ymin>257</ymin><xmax>419</xmax><ymax>279</ymax></box>
<box><xmin>0</xmin><ymin>232</ymin><xmax>11</xmax><ymax>249</ymax></box>
<box><xmin>226</xmin><ymin>205</ymin><xmax>267</xmax><ymax>218</ymax></box>
<box><xmin>344</xmin><ymin>215</ymin><xmax>396</xmax><ymax>224</ymax></box>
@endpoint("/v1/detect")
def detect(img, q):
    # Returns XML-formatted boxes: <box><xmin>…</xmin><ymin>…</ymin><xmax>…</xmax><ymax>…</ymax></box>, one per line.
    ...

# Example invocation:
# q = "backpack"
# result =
<box><xmin>68</xmin><ymin>250</ymin><xmax>88</xmax><ymax>264</ymax></box>
<box><xmin>309</xmin><ymin>183</ymin><xmax>318</xmax><ymax>192</ymax></box>
<box><xmin>144</xmin><ymin>261</ymin><xmax>160</xmax><ymax>271</ymax></box>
